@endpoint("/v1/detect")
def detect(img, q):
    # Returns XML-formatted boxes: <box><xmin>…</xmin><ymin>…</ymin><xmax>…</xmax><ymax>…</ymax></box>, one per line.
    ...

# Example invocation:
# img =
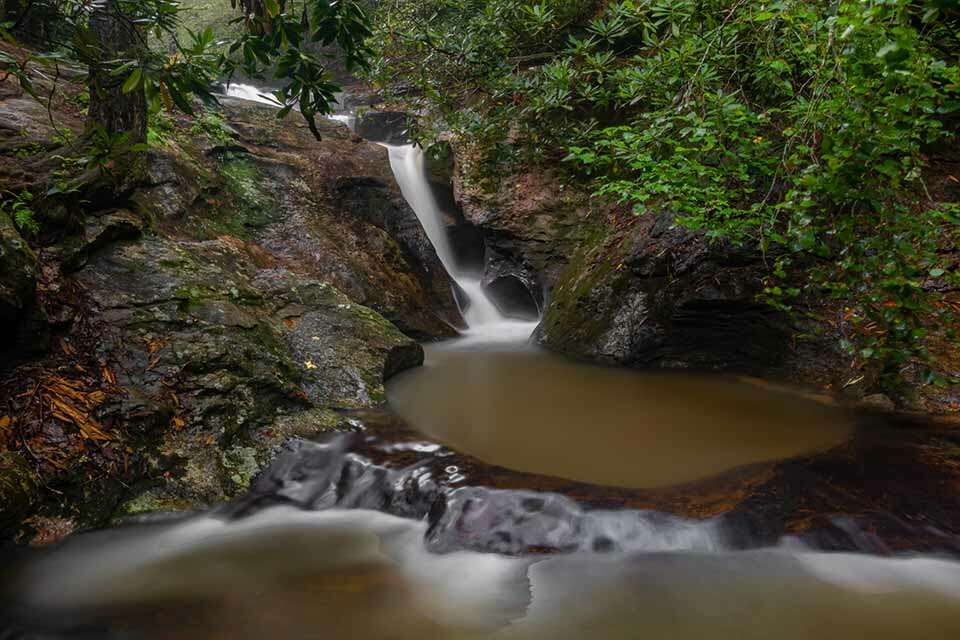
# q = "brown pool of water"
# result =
<box><xmin>387</xmin><ymin>344</ymin><xmax>853</xmax><ymax>488</ymax></box>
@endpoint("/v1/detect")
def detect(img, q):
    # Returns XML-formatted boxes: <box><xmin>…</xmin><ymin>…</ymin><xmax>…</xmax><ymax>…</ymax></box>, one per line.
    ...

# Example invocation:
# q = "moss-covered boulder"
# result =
<box><xmin>0</xmin><ymin>78</ymin><xmax>453</xmax><ymax>535</ymax></box>
<box><xmin>535</xmin><ymin>212</ymin><xmax>790</xmax><ymax>374</ymax></box>
<box><xmin>70</xmin><ymin>233</ymin><xmax>421</xmax><ymax>508</ymax></box>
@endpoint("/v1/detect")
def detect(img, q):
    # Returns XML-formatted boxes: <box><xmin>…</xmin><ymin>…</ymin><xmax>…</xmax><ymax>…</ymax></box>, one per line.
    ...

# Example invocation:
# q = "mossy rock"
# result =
<box><xmin>0</xmin><ymin>452</ymin><xmax>38</xmax><ymax>530</ymax></box>
<box><xmin>0</xmin><ymin>211</ymin><xmax>37</xmax><ymax>333</ymax></box>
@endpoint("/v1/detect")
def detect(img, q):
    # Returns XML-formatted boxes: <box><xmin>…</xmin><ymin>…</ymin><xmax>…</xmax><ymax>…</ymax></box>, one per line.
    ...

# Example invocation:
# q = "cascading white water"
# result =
<box><xmin>384</xmin><ymin>144</ymin><xmax>540</xmax><ymax>342</ymax></box>
<box><xmin>223</xmin><ymin>83</ymin><xmax>284</xmax><ymax>107</ymax></box>
<box><xmin>217</xmin><ymin>83</ymin><xmax>535</xmax><ymax>341</ymax></box>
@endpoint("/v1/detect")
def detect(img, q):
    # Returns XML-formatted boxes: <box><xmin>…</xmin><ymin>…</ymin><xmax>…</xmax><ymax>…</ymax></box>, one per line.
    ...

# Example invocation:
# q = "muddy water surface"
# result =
<box><xmin>388</xmin><ymin>343</ymin><xmax>853</xmax><ymax>488</ymax></box>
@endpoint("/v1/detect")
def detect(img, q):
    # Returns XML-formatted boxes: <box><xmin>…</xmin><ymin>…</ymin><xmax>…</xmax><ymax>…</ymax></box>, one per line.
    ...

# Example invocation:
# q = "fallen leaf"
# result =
<box><xmin>59</xmin><ymin>338</ymin><xmax>76</xmax><ymax>356</ymax></box>
<box><xmin>304</xmin><ymin>359</ymin><xmax>317</xmax><ymax>370</ymax></box>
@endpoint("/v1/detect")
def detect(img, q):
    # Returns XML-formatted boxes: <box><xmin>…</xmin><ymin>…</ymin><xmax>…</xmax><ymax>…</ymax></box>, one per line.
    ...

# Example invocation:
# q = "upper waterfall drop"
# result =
<box><xmin>383</xmin><ymin>144</ymin><xmax>539</xmax><ymax>342</ymax></box>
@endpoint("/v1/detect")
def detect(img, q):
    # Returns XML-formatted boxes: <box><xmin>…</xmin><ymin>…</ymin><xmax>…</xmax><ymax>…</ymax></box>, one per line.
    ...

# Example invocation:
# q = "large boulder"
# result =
<box><xmin>0</xmin><ymin>92</ymin><xmax>456</xmax><ymax>536</ymax></box>
<box><xmin>535</xmin><ymin>213</ymin><xmax>789</xmax><ymax>373</ymax></box>
<box><xmin>451</xmin><ymin>153</ymin><xmax>848</xmax><ymax>386</ymax></box>
<box><xmin>74</xmin><ymin>235</ymin><xmax>422</xmax><ymax>507</ymax></box>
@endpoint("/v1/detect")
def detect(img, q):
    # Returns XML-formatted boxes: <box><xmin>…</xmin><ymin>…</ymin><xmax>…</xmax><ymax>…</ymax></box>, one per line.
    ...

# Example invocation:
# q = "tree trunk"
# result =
<box><xmin>87</xmin><ymin>0</ymin><xmax>147</xmax><ymax>145</ymax></box>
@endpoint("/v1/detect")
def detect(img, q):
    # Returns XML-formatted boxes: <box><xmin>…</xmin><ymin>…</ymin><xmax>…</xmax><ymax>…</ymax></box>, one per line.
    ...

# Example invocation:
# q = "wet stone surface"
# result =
<box><xmin>226</xmin><ymin>409</ymin><xmax>960</xmax><ymax>557</ymax></box>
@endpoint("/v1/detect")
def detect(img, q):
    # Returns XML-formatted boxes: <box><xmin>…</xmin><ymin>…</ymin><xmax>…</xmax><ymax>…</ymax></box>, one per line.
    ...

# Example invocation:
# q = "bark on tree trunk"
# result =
<box><xmin>87</xmin><ymin>0</ymin><xmax>147</xmax><ymax>145</ymax></box>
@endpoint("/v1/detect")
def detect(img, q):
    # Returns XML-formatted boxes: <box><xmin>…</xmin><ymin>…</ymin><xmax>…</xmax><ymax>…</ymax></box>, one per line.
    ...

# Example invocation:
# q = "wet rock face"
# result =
<box><xmin>453</xmin><ymin>158</ymin><xmax>593</xmax><ymax>297</ymax></box>
<box><xmin>334</xmin><ymin>175</ymin><xmax>456</xmax><ymax>336</ymax></box>
<box><xmin>485</xmin><ymin>273</ymin><xmax>541</xmax><ymax>320</ymax></box>
<box><xmin>71</xmin><ymin>235</ymin><xmax>421</xmax><ymax>507</ymax></box>
<box><xmin>355</xmin><ymin>111</ymin><xmax>411</xmax><ymax>145</ymax></box>
<box><xmin>1</xmin><ymin>94</ymin><xmax>455</xmax><ymax>536</ymax></box>
<box><xmin>127</xmin><ymin>100</ymin><xmax>459</xmax><ymax>339</ymax></box>
<box><xmin>226</xmin><ymin>409</ymin><xmax>960</xmax><ymax>558</ymax></box>
<box><xmin>537</xmin><ymin>213</ymin><xmax>788</xmax><ymax>373</ymax></box>
<box><xmin>454</xmin><ymin>150</ymin><xmax>789</xmax><ymax>373</ymax></box>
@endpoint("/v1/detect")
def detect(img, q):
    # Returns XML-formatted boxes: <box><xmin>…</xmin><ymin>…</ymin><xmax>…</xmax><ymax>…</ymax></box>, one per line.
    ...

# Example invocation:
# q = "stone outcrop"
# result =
<box><xmin>451</xmin><ymin>153</ymin><xmax>959</xmax><ymax>409</ymax></box>
<box><xmin>0</xmin><ymin>79</ymin><xmax>460</xmax><ymax>540</ymax></box>
<box><xmin>535</xmin><ymin>212</ymin><xmax>791</xmax><ymax>373</ymax></box>
<box><xmin>453</xmin><ymin>158</ymin><xmax>591</xmax><ymax>310</ymax></box>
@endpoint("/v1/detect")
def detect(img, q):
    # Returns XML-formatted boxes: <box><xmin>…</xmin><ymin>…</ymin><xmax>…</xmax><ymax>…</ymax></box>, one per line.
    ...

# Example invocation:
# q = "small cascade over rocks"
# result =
<box><xmin>383</xmin><ymin>144</ymin><xmax>540</xmax><ymax>342</ymax></box>
<box><xmin>223</xmin><ymin>436</ymin><xmax>725</xmax><ymax>556</ymax></box>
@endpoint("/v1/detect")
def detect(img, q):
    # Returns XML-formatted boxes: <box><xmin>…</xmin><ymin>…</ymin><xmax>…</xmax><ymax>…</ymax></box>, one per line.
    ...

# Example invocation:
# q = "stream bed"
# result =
<box><xmin>3</xmin><ymin>97</ymin><xmax>958</xmax><ymax>640</ymax></box>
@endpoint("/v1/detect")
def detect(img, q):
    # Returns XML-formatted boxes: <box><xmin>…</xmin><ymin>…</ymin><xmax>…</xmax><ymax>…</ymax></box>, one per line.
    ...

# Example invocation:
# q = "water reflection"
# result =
<box><xmin>388</xmin><ymin>343</ymin><xmax>853</xmax><ymax>488</ymax></box>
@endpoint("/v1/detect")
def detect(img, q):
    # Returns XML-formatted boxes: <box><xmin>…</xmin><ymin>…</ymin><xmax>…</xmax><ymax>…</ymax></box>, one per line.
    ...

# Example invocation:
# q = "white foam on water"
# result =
<box><xmin>221</xmin><ymin>83</ymin><xmax>355</xmax><ymax>129</ymax></box>
<box><xmin>222</xmin><ymin>82</ymin><xmax>284</xmax><ymax>107</ymax></box>
<box><xmin>12</xmin><ymin>508</ymin><xmax>960</xmax><ymax>640</ymax></box>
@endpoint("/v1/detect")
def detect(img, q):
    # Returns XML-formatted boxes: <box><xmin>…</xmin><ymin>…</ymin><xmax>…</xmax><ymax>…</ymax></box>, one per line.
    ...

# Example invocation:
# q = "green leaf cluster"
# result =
<box><xmin>1</xmin><ymin>0</ymin><xmax>372</xmax><ymax>139</ymax></box>
<box><xmin>0</xmin><ymin>190</ymin><xmax>39</xmax><ymax>236</ymax></box>
<box><xmin>372</xmin><ymin>0</ymin><xmax>960</xmax><ymax>385</ymax></box>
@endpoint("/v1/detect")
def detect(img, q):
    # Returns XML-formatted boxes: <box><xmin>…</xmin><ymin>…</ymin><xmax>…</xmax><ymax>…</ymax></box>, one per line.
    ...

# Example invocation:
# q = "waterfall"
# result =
<box><xmin>217</xmin><ymin>81</ymin><xmax>536</xmax><ymax>341</ymax></box>
<box><xmin>384</xmin><ymin>144</ymin><xmax>539</xmax><ymax>342</ymax></box>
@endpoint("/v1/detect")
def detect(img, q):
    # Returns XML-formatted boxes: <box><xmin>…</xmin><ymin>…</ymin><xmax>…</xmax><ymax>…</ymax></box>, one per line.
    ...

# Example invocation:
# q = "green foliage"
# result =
<box><xmin>46</xmin><ymin>127</ymin><xmax>136</xmax><ymax>196</ymax></box>
<box><xmin>220</xmin><ymin>0</ymin><xmax>372</xmax><ymax>137</ymax></box>
<box><xmin>372</xmin><ymin>0</ymin><xmax>960</xmax><ymax>385</ymax></box>
<box><xmin>1</xmin><ymin>0</ymin><xmax>372</xmax><ymax>139</ymax></box>
<box><xmin>147</xmin><ymin>110</ymin><xmax>176</xmax><ymax>146</ymax></box>
<box><xmin>190</xmin><ymin>108</ymin><xmax>233</xmax><ymax>144</ymax></box>
<box><xmin>0</xmin><ymin>190</ymin><xmax>39</xmax><ymax>236</ymax></box>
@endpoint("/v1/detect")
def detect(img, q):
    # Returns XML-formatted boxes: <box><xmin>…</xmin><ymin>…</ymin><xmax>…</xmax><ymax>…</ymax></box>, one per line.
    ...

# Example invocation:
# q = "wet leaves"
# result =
<box><xmin>41</xmin><ymin>375</ymin><xmax>112</xmax><ymax>442</ymax></box>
